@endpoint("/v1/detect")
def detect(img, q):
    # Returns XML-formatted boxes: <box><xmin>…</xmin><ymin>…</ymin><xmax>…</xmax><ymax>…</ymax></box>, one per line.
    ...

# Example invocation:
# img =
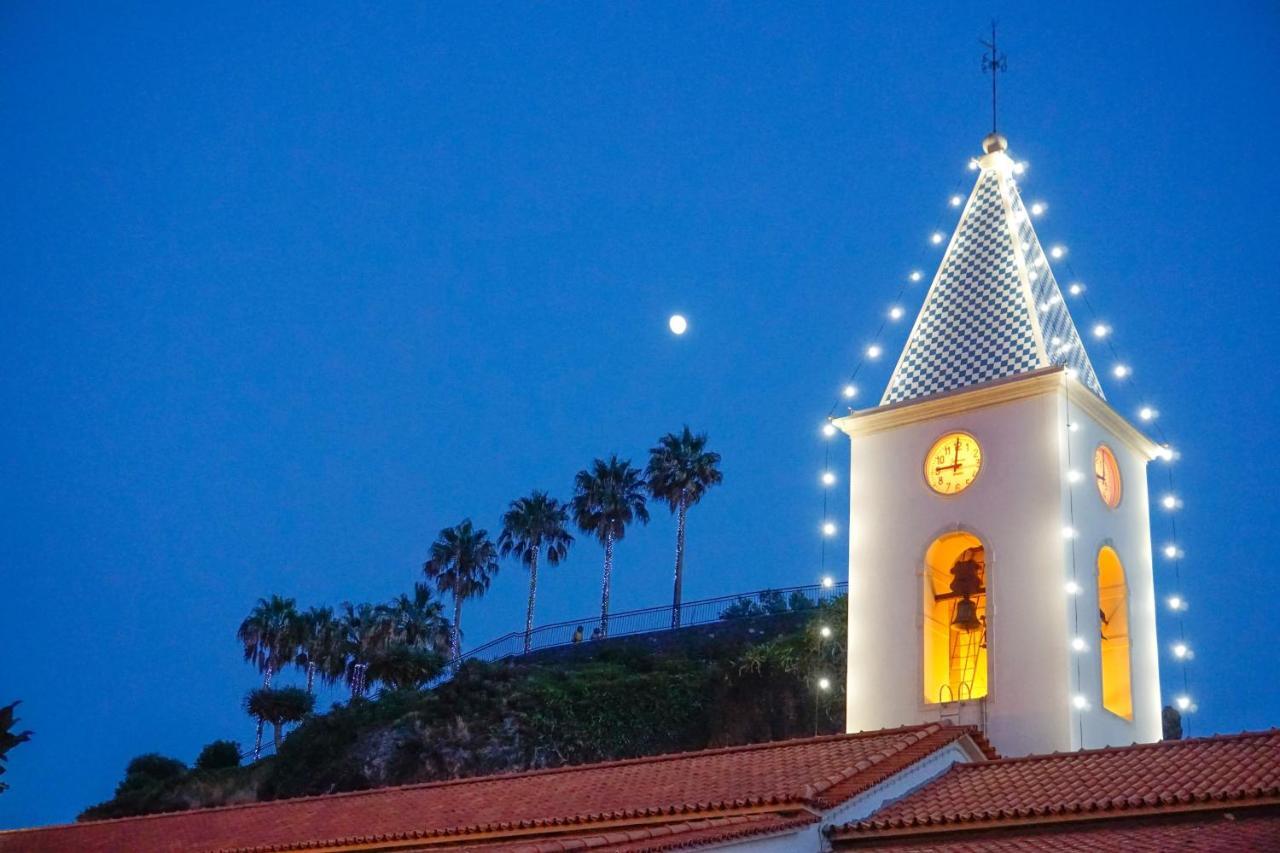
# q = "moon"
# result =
<box><xmin>668</xmin><ymin>314</ymin><xmax>688</xmax><ymax>335</ymax></box>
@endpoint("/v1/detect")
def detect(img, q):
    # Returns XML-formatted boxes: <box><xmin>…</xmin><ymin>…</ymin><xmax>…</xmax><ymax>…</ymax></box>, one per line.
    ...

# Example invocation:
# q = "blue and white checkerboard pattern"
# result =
<box><xmin>883</xmin><ymin>171</ymin><xmax>1040</xmax><ymax>404</ymax></box>
<box><xmin>1009</xmin><ymin>187</ymin><xmax>1104</xmax><ymax>398</ymax></box>
<box><xmin>882</xmin><ymin>167</ymin><xmax>1104</xmax><ymax>405</ymax></box>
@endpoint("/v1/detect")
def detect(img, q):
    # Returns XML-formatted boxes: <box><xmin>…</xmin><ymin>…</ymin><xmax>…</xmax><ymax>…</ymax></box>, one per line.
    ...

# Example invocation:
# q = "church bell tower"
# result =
<box><xmin>835</xmin><ymin>133</ymin><xmax>1163</xmax><ymax>757</ymax></box>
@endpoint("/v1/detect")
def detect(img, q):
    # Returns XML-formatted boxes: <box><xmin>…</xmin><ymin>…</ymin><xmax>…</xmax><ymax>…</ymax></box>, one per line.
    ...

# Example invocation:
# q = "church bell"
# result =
<box><xmin>951</xmin><ymin>597</ymin><xmax>982</xmax><ymax>632</ymax></box>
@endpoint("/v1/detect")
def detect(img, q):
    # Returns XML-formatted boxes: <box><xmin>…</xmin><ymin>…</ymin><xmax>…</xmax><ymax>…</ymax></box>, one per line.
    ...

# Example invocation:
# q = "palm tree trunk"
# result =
<box><xmin>671</xmin><ymin>498</ymin><xmax>688</xmax><ymax>628</ymax></box>
<box><xmin>273</xmin><ymin>722</ymin><xmax>283</xmax><ymax>750</ymax></box>
<box><xmin>451</xmin><ymin>584</ymin><xmax>463</xmax><ymax>666</ymax></box>
<box><xmin>306</xmin><ymin>662</ymin><xmax>316</xmax><ymax>694</ymax></box>
<box><xmin>253</xmin><ymin>663</ymin><xmax>274</xmax><ymax>761</ymax></box>
<box><xmin>524</xmin><ymin>548</ymin><xmax>540</xmax><ymax>655</ymax></box>
<box><xmin>600</xmin><ymin>530</ymin><xmax>614</xmax><ymax>638</ymax></box>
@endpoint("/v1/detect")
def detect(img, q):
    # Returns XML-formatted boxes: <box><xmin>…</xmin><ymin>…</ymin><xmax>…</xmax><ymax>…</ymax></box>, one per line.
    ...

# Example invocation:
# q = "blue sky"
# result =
<box><xmin>2</xmin><ymin>1</ymin><xmax>1278</xmax><ymax>828</ymax></box>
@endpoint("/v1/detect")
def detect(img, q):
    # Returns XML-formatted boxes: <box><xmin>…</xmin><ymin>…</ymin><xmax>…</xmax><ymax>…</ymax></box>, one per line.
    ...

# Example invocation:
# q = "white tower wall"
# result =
<box><xmin>840</xmin><ymin>369</ymin><xmax>1161</xmax><ymax>756</ymax></box>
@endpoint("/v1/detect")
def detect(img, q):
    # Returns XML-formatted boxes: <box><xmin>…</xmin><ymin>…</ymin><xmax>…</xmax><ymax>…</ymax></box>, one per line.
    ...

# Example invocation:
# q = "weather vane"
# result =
<box><xmin>980</xmin><ymin>21</ymin><xmax>1007</xmax><ymax>135</ymax></box>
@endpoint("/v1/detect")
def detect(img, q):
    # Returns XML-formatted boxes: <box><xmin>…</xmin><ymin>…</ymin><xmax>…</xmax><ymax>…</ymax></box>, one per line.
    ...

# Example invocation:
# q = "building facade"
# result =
<box><xmin>837</xmin><ymin>134</ymin><xmax>1163</xmax><ymax>756</ymax></box>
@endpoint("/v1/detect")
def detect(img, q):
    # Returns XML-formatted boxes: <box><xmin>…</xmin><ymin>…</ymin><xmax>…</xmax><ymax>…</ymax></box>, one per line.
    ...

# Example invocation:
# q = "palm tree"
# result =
<box><xmin>647</xmin><ymin>427</ymin><xmax>723</xmax><ymax>628</ymax></box>
<box><xmin>294</xmin><ymin>606</ymin><xmax>344</xmax><ymax>695</ymax></box>
<box><xmin>498</xmin><ymin>492</ymin><xmax>574</xmax><ymax>654</ymax></box>
<box><xmin>389</xmin><ymin>583</ymin><xmax>451</xmax><ymax>656</ymax></box>
<box><xmin>572</xmin><ymin>456</ymin><xmax>649</xmax><ymax>638</ymax></box>
<box><xmin>365</xmin><ymin>644</ymin><xmax>445</xmax><ymax>691</ymax></box>
<box><xmin>338</xmin><ymin>602</ymin><xmax>394</xmax><ymax>699</ymax></box>
<box><xmin>0</xmin><ymin>701</ymin><xmax>32</xmax><ymax>794</ymax></box>
<box><xmin>423</xmin><ymin>520</ymin><xmax>499</xmax><ymax>665</ymax></box>
<box><xmin>237</xmin><ymin>595</ymin><xmax>299</xmax><ymax>759</ymax></box>
<box><xmin>244</xmin><ymin>687</ymin><xmax>314</xmax><ymax>751</ymax></box>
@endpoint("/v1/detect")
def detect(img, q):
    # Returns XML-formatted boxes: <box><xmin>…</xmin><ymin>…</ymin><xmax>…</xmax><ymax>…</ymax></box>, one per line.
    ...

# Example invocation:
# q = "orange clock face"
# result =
<box><xmin>926</xmin><ymin>432</ymin><xmax>982</xmax><ymax>495</ymax></box>
<box><xmin>1094</xmin><ymin>444</ymin><xmax>1122</xmax><ymax>509</ymax></box>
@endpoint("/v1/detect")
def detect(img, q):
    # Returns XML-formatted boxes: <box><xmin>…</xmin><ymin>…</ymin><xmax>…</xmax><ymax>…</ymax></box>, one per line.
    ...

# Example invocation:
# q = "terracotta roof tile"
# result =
<box><xmin>0</xmin><ymin>723</ymin><xmax>986</xmax><ymax>853</ymax></box>
<box><xmin>461</xmin><ymin>813</ymin><xmax>819</xmax><ymax>852</ymax></box>
<box><xmin>834</xmin><ymin>809</ymin><xmax>1280</xmax><ymax>851</ymax></box>
<box><xmin>833</xmin><ymin>729</ymin><xmax>1280</xmax><ymax>841</ymax></box>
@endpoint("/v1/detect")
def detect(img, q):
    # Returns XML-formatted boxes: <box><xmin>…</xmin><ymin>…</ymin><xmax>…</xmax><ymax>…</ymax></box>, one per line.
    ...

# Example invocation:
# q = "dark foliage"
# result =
<box><xmin>194</xmin><ymin>740</ymin><xmax>242</xmax><ymax>771</ymax></box>
<box><xmin>0</xmin><ymin>701</ymin><xmax>32</xmax><ymax>794</ymax></box>
<box><xmin>1162</xmin><ymin>704</ymin><xmax>1183</xmax><ymax>740</ymax></box>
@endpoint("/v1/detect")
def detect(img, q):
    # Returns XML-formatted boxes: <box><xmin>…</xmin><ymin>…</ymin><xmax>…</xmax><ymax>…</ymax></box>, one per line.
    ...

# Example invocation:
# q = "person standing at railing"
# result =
<box><xmin>572</xmin><ymin>626</ymin><xmax>584</xmax><ymax>644</ymax></box>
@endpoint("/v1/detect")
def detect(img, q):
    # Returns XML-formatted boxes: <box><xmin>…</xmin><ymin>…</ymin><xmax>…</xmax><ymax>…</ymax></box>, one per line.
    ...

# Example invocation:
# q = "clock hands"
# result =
<box><xmin>936</xmin><ymin>437</ymin><xmax>965</xmax><ymax>474</ymax></box>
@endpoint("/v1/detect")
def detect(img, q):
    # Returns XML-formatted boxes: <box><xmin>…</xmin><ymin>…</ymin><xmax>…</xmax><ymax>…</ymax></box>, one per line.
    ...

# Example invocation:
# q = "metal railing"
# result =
<box><xmin>453</xmin><ymin>581</ymin><xmax>848</xmax><ymax>668</ymax></box>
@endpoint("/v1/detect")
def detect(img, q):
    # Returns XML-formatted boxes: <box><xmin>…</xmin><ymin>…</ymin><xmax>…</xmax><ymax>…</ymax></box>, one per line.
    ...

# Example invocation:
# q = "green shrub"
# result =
<box><xmin>194</xmin><ymin>740</ymin><xmax>241</xmax><ymax>771</ymax></box>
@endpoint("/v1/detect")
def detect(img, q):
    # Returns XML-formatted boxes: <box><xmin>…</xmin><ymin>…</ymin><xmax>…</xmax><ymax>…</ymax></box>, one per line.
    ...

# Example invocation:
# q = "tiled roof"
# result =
<box><xmin>0</xmin><ymin>723</ymin><xmax>990</xmax><ymax>853</ymax></box>
<box><xmin>835</xmin><ymin>810</ymin><xmax>1280</xmax><ymax>851</ymax></box>
<box><xmin>459</xmin><ymin>813</ymin><xmax>820</xmax><ymax>852</ymax></box>
<box><xmin>831</xmin><ymin>729</ymin><xmax>1280</xmax><ymax>847</ymax></box>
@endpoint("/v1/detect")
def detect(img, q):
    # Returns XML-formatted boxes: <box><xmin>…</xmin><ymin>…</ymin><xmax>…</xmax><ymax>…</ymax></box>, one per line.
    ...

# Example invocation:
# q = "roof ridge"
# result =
<box><xmin>21</xmin><ymin>724</ymin><xmax>947</xmax><ymax>833</ymax></box>
<box><xmin>948</xmin><ymin>728</ymin><xmax>1280</xmax><ymax>771</ymax></box>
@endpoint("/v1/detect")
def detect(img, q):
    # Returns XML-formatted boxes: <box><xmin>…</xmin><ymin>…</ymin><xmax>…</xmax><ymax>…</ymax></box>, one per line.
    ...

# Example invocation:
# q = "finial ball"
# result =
<box><xmin>982</xmin><ymin>133</ymin><xmax>1008</xmax><ymax>154</ymax></box>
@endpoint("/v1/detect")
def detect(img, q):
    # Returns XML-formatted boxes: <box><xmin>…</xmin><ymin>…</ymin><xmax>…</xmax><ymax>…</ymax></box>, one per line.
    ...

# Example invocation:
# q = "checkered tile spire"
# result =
<box><xmin>882</xmin><ymin>143</ymin><xmax>1103</xmax><ymax>405</ymax></box>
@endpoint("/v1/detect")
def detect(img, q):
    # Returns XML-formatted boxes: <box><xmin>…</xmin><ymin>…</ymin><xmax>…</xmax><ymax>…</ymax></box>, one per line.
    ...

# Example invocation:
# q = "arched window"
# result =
<box><xmin>1097</xmin><ymin>546</ymin><xmax>1133</xmax><ymax>720</ymax></box>
<box><xmin>923</xmin><ymin>532</ymin><xmax>988</xmax><ymax>703</ymax></box>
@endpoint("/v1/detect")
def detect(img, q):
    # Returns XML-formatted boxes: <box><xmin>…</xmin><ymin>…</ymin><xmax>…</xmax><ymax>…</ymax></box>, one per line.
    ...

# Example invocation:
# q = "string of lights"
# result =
<box><xmin>817</xmin><ymin>176</ymin><xmax>969</xmax><ymax>581</ymax></box>
<box><xmin>817</xmin><ymin>154</ymin><xmax>1195</xmax><ymax>728</ymax></box>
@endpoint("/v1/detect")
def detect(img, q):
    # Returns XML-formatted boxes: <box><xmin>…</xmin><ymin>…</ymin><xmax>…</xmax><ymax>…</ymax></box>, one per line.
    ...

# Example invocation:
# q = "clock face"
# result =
<box><xmin>925</xmin><ymin>432</ymin><xmax>982</xmax><ymax>495</ymax></box>
<box><xmin>1094</xmin><ymin>444</ymin><xmax>1122</xmax><ymax>509</ymax></box>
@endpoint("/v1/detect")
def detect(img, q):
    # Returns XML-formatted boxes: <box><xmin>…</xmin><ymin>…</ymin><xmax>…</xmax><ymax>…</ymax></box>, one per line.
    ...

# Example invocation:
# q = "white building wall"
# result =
<box><xmin>1057</xmin><ymin>393</ymin><xmax>1163</xmax><ymax>747</ymax></box>
<box><xmin>842</xmin><ymin>372</ymin><xmax>1161</xmax><ymax>757</ymax></box>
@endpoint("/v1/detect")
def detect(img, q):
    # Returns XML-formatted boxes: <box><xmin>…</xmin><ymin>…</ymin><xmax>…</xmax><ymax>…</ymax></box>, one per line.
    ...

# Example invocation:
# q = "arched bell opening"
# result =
<box><xmin>1098</xmin><ymin>546</ymin><xmax>1134</xmax><ymax>720</ymax></box>
<box><xmin>923</xmin><ymin>531</ymin><xmax>988</xmax><ymax>704</ymax></box>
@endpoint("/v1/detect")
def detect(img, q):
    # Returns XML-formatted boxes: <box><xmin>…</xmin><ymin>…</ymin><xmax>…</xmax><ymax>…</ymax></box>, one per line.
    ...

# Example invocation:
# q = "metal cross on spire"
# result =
<box><xmin>980</xmin><ymin>21</ymin><xmax>1008</xmax><ymax>135</ymax></box>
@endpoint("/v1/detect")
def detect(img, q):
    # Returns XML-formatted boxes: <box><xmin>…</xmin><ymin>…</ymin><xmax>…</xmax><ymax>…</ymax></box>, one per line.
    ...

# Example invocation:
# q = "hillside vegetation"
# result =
<box><xmin>80</xmin><ymin>600</ymin><xmax>847</xmax><ymax>820</ymax></box>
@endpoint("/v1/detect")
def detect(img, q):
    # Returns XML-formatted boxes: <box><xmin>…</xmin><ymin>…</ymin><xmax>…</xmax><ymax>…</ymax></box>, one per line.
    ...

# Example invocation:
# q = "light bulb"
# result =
<box><xmin>818</xmin><ymin>677</ymin><xmax>832</xmax><ymax>691</ymax></box>
<box><xmin>843</xmin><ymin>384</ymin><xmax>857</xmax><ymax>399</ymax></box>
<box><xmin>1050</xmin><ymin>245</ymin><xmax>1066</xmax><ymax>259</ymax></box>
<box><xmin>1064</xmin><ymin>580</ymin><xmax>1082</xmax><ymax>595</ymax></box>
<box><xmin>889</xmin><ymin>305</ymin><xmax>904</xmax><ymax>320</ymax></box>
<box><xmin>1030</xmin><ymin>202</ymin><xmax>1046</xmax><ymax>216</ymax></box>
<box><xmin>968</xmin><ymin>159</ymin><xmax>979</xmax><ymax>171</ymax></box>
<box><xmin>1068</xmin><ymin>422</ymin><xmax>1080</xmax><ymax>432</ymax></box>
<box><xmin>821</xmin><ymin>576</ymin><xmax>835</xmax><ymax>589</ymax></box>
<box><xmin>1161</xmin><ymin>494</ymin><xmax>1178</xmax><ymax>510</ymax></box>
<box><xmin>822</xmin><ymin>423</ymin><xmax>837</xmax><ymax>438</ymax></box>
<box><xmin>909</xmin><ymin>270</ymin><xmax>923</xmax><ymax>282</ymax></box>
<box><xmin>1173</xmin><ymin>642</ymin><xmax>1189</xmax><ymax>659</ymax></box>
<box><xmin>1067</xmin><ymin>470</ymin><xmax>1083</xmax><ymax>483</ymax></box>
<box><xmin>1014</xmin><ymin>161</ymin><xmax>1028</xmax><ymax>175</ymax></box>
<box><xmin>867</xmin><ymin>344</ymin><xmax>882</xmax><ymax>359</ymax></box>
<box><xmin>1071</xmin><ymin>637</ymin><xmax>1087</xmax><ymax>652</ymax></box>
<box><xmin>1167</xmin><ymin>595</ymin><xmax>1185</xmax><ymax>611</ymax></box>
<box><xmin>1068</xmin><ymin>283</ymin><xmax>1083</xmax><ymax>296</ymax></box>
<box><xmin>950</xmin><ymin>194</ymin><xmax>963</xmax><ymax>207</ymax></box>
<box><xmin>668</xmin><ymin>314</ymin><xmax>688</xmax><ymax>335</ymax></box>
<box><xmin>822</xmin><ymin>522</ymin><xmax>837</xmax><ymax>536</ymax></box>
<box><xmin>1072</xmin><ymin>694</ymin><xmax>1089</xmax><ymax>710</ymax></box>
<box><xmin>1113</xmin><ymin>364</ymin><xmax>1131</xmax><ymax>379</ymax></box>
<box><xmin>821</xmin><ymin>471</ymin><xmax>836</xmax><ymax>486</ymax></box>
<box><xmin>820</xmin><ymin>625</ymin><xmax>832</xmax><ymax>639</ymax></box>
<box><xmin>930</xmin><ymin>232</ymin><xmax>944</xmax><ymax>245</ymax></box>
<box><xmin>1062</xmin><ymin>526</ymin><xmax>1078</xmax><ymax>539</ymax></box>
<box><xmin>1139</xmin><ymin>406</ymin><xmax>1156</xmax><ymax>421</ymax></box>
<box><xmin>1163</xmin><ymin>544</ymin><xmax>1179</xmax><ymax>559</ymax></box>
<box><xmin>1092</xmin><ymin>323</ymin><xmax>1110</xmax><ymax>339</ymax></box>
<box><xmin>1157</xmin><ymin>445</ymin><xmax>1175</xmax><ymax>461</ymax></box>
<box><xmin>1175</xmin><ymin>695</ymin><xmax>1191</xmax><ymax>711</ymax></box>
